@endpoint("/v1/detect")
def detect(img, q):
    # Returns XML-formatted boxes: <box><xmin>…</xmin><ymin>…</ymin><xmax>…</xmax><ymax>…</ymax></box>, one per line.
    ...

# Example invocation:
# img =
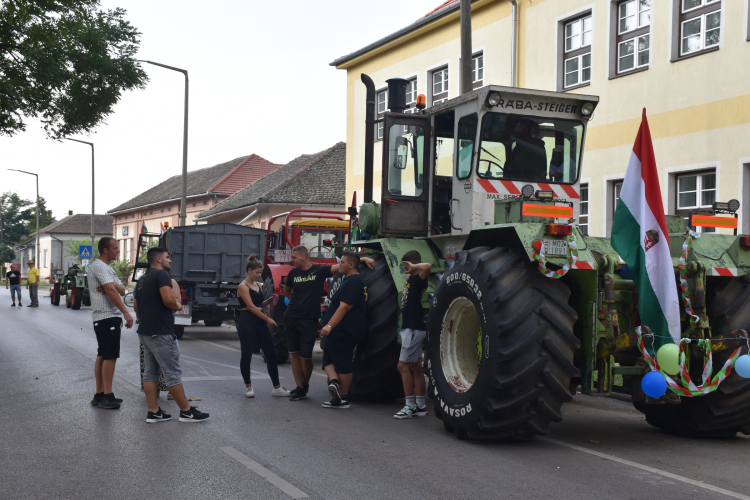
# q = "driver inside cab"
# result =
<box><xmin>503</xmin><ymin>118</ymin><xmax>548</xmax><ymax>181</ymax></box>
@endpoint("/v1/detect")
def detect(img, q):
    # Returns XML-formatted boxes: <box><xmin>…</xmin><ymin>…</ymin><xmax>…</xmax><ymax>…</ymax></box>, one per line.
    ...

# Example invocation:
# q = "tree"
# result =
<box><xmin>0</xmin><ymin>191</ymin><xmax>33</xmax><ymax>245</ymax></box>
<box><xmin>110</xmin><ymin>258</ymin><xmax>133</xmax><ymax>284</ymax></box>
<box><xmin>0</xmin><ymin>243</ymin><xmax>15</xmax><ymax>263</ymax></box>
<box><xmin>0</xmin><ymin>0</ymin><xmax>148</xmax><ymax>138</ymax></box>
<box><xmin>24</xmin><ymin>196</ymin><xmax>55</xmax><ymax>233</ymax></box>
<box><xmin>65</xmin><ymin>237</ymin><xmax>99</xmax><ymax>265</ymax></box>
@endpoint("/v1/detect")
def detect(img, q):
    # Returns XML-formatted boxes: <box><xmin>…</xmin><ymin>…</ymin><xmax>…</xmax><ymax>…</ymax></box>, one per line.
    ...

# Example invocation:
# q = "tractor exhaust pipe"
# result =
<box><xmin>386</xmin><ymin>78</ymin><xmax>408</xmax><ymax>113</ymax></box>
<box><xmin>460</xmin><ymin>0</ymin><xmax>472</xmax><ymax>95</ymax></box>
<box><xmin>361</xmin><ymin>73</ymin><xmax>375</xmax><ymax>203</ymax></box>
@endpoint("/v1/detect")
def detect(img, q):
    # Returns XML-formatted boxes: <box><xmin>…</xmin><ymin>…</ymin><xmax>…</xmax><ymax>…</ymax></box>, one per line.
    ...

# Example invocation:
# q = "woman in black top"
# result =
<box><xmin>236</xmin><ymin>255</ymin><xmax>290</xmax><ymax>398</ymax></box>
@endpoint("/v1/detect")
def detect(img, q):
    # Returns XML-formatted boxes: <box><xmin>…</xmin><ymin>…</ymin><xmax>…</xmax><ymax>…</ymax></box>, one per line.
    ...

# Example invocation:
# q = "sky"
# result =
<box><xmin>1</xmin><ymin>0</ymin><xmax>440</xmax><ymax>221</ymax></box>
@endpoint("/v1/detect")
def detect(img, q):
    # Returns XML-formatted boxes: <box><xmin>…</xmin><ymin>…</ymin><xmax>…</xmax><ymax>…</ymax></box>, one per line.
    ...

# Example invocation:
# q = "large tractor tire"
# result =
<box><xmin>51</xmin><ymin>283</ymin><xmax>61</xmax><ymax>306</ymax></box>
<box><xmin>66</xmin><ymin>286</ymin><xmax>74</xmax><ymax>308</ymax></box>
<box><xmin>72</xmin><ymin>287</ymin><xmax>83</xmax><ymax>310</ymax></box>
<box><xmin>633</xmin><ymin>275</ymin><xmax>750</xmax><ymax>437</ymax></box>
<box><xmin>330</xmin><ymin>252</ymin><xmax>402</xmax><ymax>401</ymax></box>
<box><xmin>83</xmin><ymin>294</ymin><xmax>91</xmax><ymax>307</ymax></box>
<box><xmin>427</xmin><ymin>247</ymin><xmax>579</xmax><ymax>440</ymax></box>
<box><xmin>263</xmin><ymin>278</ymin><xmax>288</xmax><ymax>364</ymax></box>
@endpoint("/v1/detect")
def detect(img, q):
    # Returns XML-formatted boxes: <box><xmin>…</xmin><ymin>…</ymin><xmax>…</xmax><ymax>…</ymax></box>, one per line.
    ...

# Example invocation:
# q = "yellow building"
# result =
<box><xmin>331</xmin><ymin>0</ymin><xmax>750</xmax><ymax>236</ymax></box>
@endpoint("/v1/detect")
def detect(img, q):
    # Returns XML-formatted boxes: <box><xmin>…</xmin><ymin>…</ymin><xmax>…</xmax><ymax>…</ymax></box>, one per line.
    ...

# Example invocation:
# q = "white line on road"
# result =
<box><xmin>220</xmin><ymin>446</ymin><xmax>309</xmax><ymax>499</ymax></box>
<box><xmin>182</xmin><ymin>376</ymin><xmax>247</xmax><ymax>382</ymax></box>
<box><xmin>179</xmin><ymin>354</ymin><xmax>269</xmax><ymax>378</ymax></box>
<box><xmin>541</xmin><ymin>437</ymin><xmax>750</xmax><ymax>500</ymax></box>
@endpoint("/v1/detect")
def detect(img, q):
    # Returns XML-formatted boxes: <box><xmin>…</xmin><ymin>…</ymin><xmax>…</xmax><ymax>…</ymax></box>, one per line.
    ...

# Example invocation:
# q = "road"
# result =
<box><xmin>1</xmin><ymin>285</ymin><xmax>749</xmax><ymax>500</ymax></box>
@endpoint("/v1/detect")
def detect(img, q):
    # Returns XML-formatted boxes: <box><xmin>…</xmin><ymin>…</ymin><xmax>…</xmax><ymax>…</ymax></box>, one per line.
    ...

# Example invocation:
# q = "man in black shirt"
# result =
<box><xmin>5</xmin><ymin>264</ymin><xmax>22</xmax><ymax>306</ymax></box>
<box><xmin>137</xmin><ymin>247</ymin><xmax>209</xmax><ymax>423</ymax></box>
<box><xmin>283</xmin><ymin>245</ymin><xmax>374</xmax><ymax>401</ymax></box>
<box><xmin>320</xmin><ymin>252</ymin><xmax>368</xmax><ymax>409</ymax></box>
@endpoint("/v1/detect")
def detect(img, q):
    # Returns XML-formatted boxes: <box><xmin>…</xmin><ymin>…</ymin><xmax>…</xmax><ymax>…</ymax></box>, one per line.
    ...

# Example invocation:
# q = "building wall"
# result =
<box><xmin>199</xmin><ymin>204</ymin><xmax>346</xmax><ymax>231</ymax></box>
<box><xmin>338</xmin><ymin>0</ymin><xmax>750</xmax><ymax>236</ymax></box>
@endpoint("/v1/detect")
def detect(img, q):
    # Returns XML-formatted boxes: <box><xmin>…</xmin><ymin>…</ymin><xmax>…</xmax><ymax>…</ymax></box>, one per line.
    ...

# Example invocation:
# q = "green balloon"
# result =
<box><xmin>657</xmin><ymin>344</ymin><xmax>681</xmax><ymax>375</ymax></box>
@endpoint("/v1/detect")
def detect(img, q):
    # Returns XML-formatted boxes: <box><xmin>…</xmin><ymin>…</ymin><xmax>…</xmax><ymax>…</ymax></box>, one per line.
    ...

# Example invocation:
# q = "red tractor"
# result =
<box><xmin>261</xmin><ymin>209</ymin><xmax>354</xmax><ymax>363</ymax></box>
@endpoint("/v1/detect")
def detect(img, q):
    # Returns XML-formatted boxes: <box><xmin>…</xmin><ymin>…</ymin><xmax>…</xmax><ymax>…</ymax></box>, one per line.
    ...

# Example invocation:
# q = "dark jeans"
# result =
<box><xmin>28</xmin><ymin>283</ymin><xmax>38</xmax><ymax>306</ymax></box>
<box><xmin>237</xmin><ymin>312</ymin><xmax>280</xmax><ymax>387</ymax></box>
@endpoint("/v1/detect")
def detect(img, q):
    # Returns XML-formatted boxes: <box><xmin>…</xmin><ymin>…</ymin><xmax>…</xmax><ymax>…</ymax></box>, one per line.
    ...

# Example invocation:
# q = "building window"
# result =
<box><xmin>579</xmin><ymin>184</ymin><xmax>589</xmax><ymax>235</ymax></box>
<box><xmin>618</xmin><ymin>35</ymin><xmax>649</xmax><ymax>71</ymax></box>
<box><xmin>561</xmin><ymin>14</ymin><xmax>592</xmax><ymax>89</ymax></box>
<box><xmin>613</xmin><ymin>1</ymin><xmax>650</xmax><ymax>76</ymax></box>
<box><xmin>672</xmin><ymin>0</ymin><xmax>721</xmax><ymax>60</ymax></box>
<box><xmin>376</xmin><ymin>88</ymin><xmax>388</xmax><ymax>141</ymax></box>
<box><xmin>43</xmin><ymin>249</ymin><xmax>48</xmax><ymax>268</ymax></box>
<box><xmin>431</xmin><ymin>66</ymin><xmax>449</xmax><ymax>105</ymax></box>
<box><xmin>122</xmin><ymin>226</ymin><xmax>128</xmax><ymax>236</ymax></box>
<box><xmin>619</xmin><ymin>0</ymin><xmax>650</xmax><ymax>33</ymax></box>
<box><xmin>405</xmin><ymin>78</ymin><xmax>418</xmax><ymax>105</ymax></box>
<box><xmin>472</xmin><ymin>53</ymin><xmax>483</xmax><ymax>87</ymax></box>
<box><xmin>377</xmin><ymin>90</ymin><xmax>388</xmax><ymax>114</ymax></box>
<box><xmin>614</xmin><ymin>181</ymin><xmax>623</xmax><ymax>213</ymax></box>
<box><xmin>676</xmin><ymin>170</ymin><xmax>716</xmax><ymax>232</ymax></box>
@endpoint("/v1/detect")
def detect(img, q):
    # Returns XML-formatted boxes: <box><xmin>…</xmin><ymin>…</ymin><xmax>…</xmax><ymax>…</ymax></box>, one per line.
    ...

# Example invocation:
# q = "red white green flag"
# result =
<box><xmin>611</xmin><ymin>109</ymin><xmax>681</xmax><ymax>350</ymax></box>
<box><xmin>141</xmin><ymin>221</ymin><xmax>148</xmax><ymax>234</ymax></box>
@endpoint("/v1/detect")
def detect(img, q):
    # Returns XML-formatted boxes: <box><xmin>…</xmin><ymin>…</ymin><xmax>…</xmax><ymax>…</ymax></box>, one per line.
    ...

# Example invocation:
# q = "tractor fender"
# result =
<box><xmin>262</xmin><ymin>263</ymin><xmax>294</xmax><ymax>295</ymax></box>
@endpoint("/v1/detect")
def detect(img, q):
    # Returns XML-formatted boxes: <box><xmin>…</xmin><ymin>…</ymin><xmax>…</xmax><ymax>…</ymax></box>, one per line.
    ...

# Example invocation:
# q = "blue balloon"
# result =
<box><xmin>735</xmin><ymin>355</ymin><xmax>750</xmax><ymax>379</ymax></box>
<box><xmin>284</xmin><ymin>296</ymin><xmax>290</xmax><ymax>307</ymax></box>
<box><xmin>641</xmin><ymin>371</ymin><xmax>667</xmax><ymax>398</ymax></box>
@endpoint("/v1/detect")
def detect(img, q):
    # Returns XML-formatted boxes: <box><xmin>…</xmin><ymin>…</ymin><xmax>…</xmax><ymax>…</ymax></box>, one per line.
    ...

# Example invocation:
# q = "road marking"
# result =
<box><xmin>541</xmin><ymin>437</ymin><xmax>750</xmax><ymax>500</ymax></box>
<box><xmin>220</xmin><ymin>446</ymin><xmax>309</xmax><ymax>499</ymax></box>
<box><xmin>180</xmin><ymin>354</ymin><xmax>268</xmax><ymax>377</ymax></box>
<box><xmin>188</xmin><ymin>340</ymin><xmax>327</xmax><ymax>377</ymax></box>
<box><xmin>182</xmin><ymin>376</ymin><xmax>251</xmax><ymax>382</ymax></box>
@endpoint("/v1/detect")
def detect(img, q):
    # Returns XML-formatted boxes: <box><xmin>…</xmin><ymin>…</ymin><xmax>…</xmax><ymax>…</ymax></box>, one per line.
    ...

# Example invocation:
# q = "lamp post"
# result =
<box><xmin>7</xmin><ymin>169</ymin><xmax>40</xmax><ymax>266</ymax></box>
<box><xmin>65</xmin><ymin>139</ymin><xmax>95</xmax><ymax>250</ymax></box>
<box><xmin>135</xmin><ymin>59</ymin><xmax>189</xmax><ymax>226</ymax></box>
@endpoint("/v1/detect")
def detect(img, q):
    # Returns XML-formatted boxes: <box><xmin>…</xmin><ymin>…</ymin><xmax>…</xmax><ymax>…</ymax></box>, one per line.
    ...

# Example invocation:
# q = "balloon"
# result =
<box><xmin>284</xmin><ymin>296</ymin><xmax>290</xmax><ymax>307</ymax></box>
<box><xmin>656</xmin><ymin>344</ymin><xmax>681</xmax><ymax>375</ymax></box>
<box><xmin>735</xmin><ymin>355</ymin><xmax>750</xmax><ymax>379</ymax></box>
<box><xmin>641</xmin><ymin>371</ymin><xmax>667</xmax><ymax>398</ymax></box>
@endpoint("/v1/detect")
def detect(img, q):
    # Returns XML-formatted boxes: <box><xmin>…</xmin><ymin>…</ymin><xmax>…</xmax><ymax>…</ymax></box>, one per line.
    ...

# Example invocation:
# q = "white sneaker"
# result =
<box><xmin>271</xmin><ymin>386</ymin><xmax>291</xmax><ymax>397</ymax></box>
<box><xmin>245</xmin><ymin>386</ymin><xmax>254</xmax><ymax>398</ymax></box>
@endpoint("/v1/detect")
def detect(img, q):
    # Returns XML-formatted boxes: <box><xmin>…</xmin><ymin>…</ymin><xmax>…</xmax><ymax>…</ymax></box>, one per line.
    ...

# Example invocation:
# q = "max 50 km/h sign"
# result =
<box><xmin>78</xmin><ymin>245</ymin><xmax>93</xmax><ymax>259</ymax></box>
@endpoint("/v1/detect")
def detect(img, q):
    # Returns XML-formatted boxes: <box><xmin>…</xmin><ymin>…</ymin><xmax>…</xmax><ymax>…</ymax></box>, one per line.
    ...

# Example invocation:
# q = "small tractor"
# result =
<box><xmin>51</xmin><ymin>264</ymin><xmax>89</xmax><ymax>309</ymax></box>
<box><xmin>335</xmin><ymin>76</ymin><xmax>750</xmax><ymax>439</ymax></box>
<box><xmin>262</xmin><ymin>209</ymin><xmax>355</xmax><ymax>365</ymax></box>
<box><xmin>50</xmin><ymin>268</ymin><xmax>64</xmax><ymax>306</ymax></box>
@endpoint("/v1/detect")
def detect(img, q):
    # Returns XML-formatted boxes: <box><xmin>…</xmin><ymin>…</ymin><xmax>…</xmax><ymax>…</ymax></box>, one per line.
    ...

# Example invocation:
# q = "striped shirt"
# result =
<box><xmin>87</xmin><ymin>259</ymin><xmax>123</xmax><ymax>322</ymax></box>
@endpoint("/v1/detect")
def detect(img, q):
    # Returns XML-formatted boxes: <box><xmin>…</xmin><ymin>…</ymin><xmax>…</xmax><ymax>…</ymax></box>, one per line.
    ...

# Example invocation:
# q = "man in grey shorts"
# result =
<box><xmin>136</xmin><ymin>246</ymin><xmax>209</xmax><ymax>423</ymax></box>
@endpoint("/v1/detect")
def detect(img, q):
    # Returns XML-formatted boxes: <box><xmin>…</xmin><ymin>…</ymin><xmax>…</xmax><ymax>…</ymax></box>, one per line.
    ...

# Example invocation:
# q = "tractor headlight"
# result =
<box><xmin>487</xmin><ymin>92</ymin><xmax>502</xmax><ymax>107</ymax></box>
<box><xmin>729</xmin><ymin>199</ymin><xmax>741</xmax><ymax>212</ymax></box>
<box><xmin>581</xmin><ymin>103</ymin><xmax>595</xmax><ymax>116</ymax></box>
<box><xmin>535</xmin><ymin>190</ymin><xmax>554</xmax><ymax>201</ymax></box>
<box><xmin>521</xmin><ymin>184</ymin><xmax>534</xmax><ymax>199</ymax></box>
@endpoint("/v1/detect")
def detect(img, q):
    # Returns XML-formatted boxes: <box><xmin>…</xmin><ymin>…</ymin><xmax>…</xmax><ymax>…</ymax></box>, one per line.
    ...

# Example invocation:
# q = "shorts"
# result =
<box><xmin>285</xmin><ymin>316</ymin><xmax>317</xmax><ymax>360</ymax></box>
<box><xmin>139</xmin><ymin>334</ymin><xmax>182</xmax><ymax>387</ymax></box>
<box><xmin>322</xmin><ymin>330</ymin><xmax>357</xmax><ymax>375</ymax></box>
<box><xmin>9</xmin><ymin>284</ymin><xmax>21</xmax><ymax>300</ymax></box>
<box><xmin>93</xmin><ymin>317</ymin><xmax>122</xmax><ymax>360</ymax></box>
<box><xmin>399</xmin><ymin>328</ymin><xmax>426</xmax><ymax>363</ymax></box>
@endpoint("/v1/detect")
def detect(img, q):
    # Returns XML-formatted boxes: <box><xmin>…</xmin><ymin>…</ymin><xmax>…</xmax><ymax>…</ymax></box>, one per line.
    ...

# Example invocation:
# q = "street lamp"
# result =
<box><xmin>135</xmin><ymin>59</ymin><xmax>189</xmax><ymax>226</ymax></box>
<box><xmin>7</xmin><ymin>169</ymin><xmax>40</xmax><ymax>267</ymax></box>
<box><xmin>65</xmin><ymin>138</ymin><xmax>95</xmax><ymax>251</ymax></box>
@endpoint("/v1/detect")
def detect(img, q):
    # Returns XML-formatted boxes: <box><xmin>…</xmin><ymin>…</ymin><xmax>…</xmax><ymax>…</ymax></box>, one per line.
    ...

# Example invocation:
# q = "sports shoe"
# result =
<box><xmin>11</xmin><ymin>303</ymin><xmax>15</xmax><ymax>307</ymax></box>
<box><xmin>328</xmin><ymin>380</ymin><xmax>342</xmax><ymax>405</ymax></box>
<box><xmin>394</xmin><ymin>405</ymin><xmax>417</xmax><ymax>419</ymax></box>
<box><xmin>179</xmin><ymin>406</ymin><xmax>210</xmax><ymax>422</ymax></box>
<box><xmin>97</xmin><ymin>393</ymin><xmax>121</xmax><ymax>410</ymax></box>
<box><xmin>92</xmin><ymin>393</ymin><xmax>123</xmax><ymax>405</ymax></box>
<box><xmin>271</xmin><ymin>386</ymin><xmax>290</xmax><ymax>397</ymax></box>
<box><xmin>146</xmin><ymin>408</ymin><xmax>172</xmax><ymax>423</ymax></box>
<box><xmin>414</xmin><ymin>405</ymin><xmax>428</xmax><ymax>417</ymax></box>
<box><xmin>289</xmin><ymin>386</ymin><xmax>308</xmax><ymax>401</ymax></box>
<box><xmin>322</xmin><ymin>399</ymin><xmax>350</xmax><ymax>409</ymax></box>
<box><xmin>245</xmin><ymin>386</ymin><xmax>255</xmax><ymax>398</ymax></box>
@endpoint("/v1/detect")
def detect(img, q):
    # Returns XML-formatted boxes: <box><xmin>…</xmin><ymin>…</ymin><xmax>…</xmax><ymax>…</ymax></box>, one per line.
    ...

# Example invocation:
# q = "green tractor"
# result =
<box><xmin>345</xmin><ymin>76</ymin><xmax>750</xmax><ymax>440</ymax></box>
<box><xmin>58</xmin><ymin>264</ymin><xmax>91</xmax><ymax>310</ymax></box>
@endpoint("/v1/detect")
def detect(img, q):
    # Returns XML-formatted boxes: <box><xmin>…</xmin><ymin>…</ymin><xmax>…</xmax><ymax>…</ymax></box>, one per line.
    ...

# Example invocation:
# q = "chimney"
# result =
<box><xmin>68</xmin><ymin>210</ymin><xmax>73</xmax><ymax>216</ymax></box>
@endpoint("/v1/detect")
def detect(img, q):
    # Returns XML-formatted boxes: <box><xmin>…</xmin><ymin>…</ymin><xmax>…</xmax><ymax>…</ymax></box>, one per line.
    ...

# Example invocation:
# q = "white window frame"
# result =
<box><xmin>405</xmin><ymin>79</ymin><xmax>418</xmax><ymax>105</ymax></box>
<box><xmin>682</xmin><ymin>0</ymin><xmax>719</xmax><ymax>14</ymax></box>
<box><xmin>579</xmin><ymin>184</ymin><xmax>589</xmax><ymax>235</ymax></box>
<box><xmin>432</xmin><ymin>67</ymin><xmax>449</xmax><ymax>96</ymax></box>
<box><xmin>472</xmin><ymin>54</ymin><xmax>484</xmax><ymax>83</ymax></box>
<box><xmin>680</xmin><ymin>11</ymin><xmax>721</xmax><ymax>55</ymax></box>
<box><xmin>617</xmin><ymin>33</ymin><xmax>650</xmax><ymax>72</ymax></box>
<box><xmin>376</xmin><ymin>121</ymin><xmax>384</xmax><ymax>141</ymax></box>
<box><xmin>677</xmin><ymin>170</ymin><xmax>717</xmax><ymax>233</ymax></box>
<box><xmin>564</xmin><ymin>53</ymin><xmax>592</xmax><ymax>88</ymax></box>
<box><xmin>565</xmin><ymin>15</ymin><xmax>592</xmax><ymax>52</ymax></box>
<box><xmin>377</xmin><ymin>90</ymin><xmax>388</xmax><ymax>114</ymax></box>
<box><xmin>403</xmin><ymin>108</ymin><xmax>415</xmax><ymax>133</ymax></box>
<box><xmin>619</xmin><ymin>0</ymin><xmax>651</xmax><ymax>35</ymax></box>
<box><xmin>432</xmin><ymin>97</ymin><xmax>448</xmax><ymax>106</ymax></box>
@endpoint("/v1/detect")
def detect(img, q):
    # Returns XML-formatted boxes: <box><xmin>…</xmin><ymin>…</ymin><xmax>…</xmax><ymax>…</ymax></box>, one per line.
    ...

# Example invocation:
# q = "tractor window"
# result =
<box><xmin>298</xmin><ymin>230</ymin><xmax>349</xmax><ymax>260</ymax></box>
<box><xmin>387</xmin><ymin>123</ymin><xmax>426</xmax><ymax>197</ymax></box>
<box><xmin>456</xmin><ymin>113</ymin><xmax>478</xmax><ymax>179</ymax></box>
<box><xmin>478</xmin><ymin>113</ymin><xmax>583</xmax><ymax>184</ymax></box>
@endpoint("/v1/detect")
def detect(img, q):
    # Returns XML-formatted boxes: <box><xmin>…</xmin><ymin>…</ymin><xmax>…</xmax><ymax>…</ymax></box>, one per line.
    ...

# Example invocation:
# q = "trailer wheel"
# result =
<box><xmin>634</xmin><ymin>275</ymin><xmax>750</xmax><ymax>437</ymax></box>
<box><xmin>427</xmin><ymin>247</ymin><xmax>579</xmax><ymax>440</ymax></box>
<box><xmin>72</xmin><ymin>286</ymin><xmax>83</xmax><ymax>310</ymax></box>
<box><xmin>263</xmin><ymin>278</ymin><xmax>288</xmax><ymax>364</ymax></box>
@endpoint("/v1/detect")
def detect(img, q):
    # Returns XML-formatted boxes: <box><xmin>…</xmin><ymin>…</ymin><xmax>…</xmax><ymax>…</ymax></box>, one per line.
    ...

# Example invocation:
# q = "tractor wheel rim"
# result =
<box><xmin>440</xmin><ymin>296</ymin><xmax>482</xmax><ymax>393</ymax></box>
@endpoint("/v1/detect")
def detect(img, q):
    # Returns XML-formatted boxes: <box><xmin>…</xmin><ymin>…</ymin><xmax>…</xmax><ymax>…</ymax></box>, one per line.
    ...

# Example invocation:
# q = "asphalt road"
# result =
<box><xmin>1</xmin><ymin>285</ymin><xmax>749</xmax><ymax>500</ymax></box>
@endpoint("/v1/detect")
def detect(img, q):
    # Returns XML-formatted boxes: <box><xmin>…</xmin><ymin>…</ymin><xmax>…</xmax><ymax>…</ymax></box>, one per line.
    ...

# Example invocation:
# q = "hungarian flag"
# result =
<box><xmin>160</xmin><ymin>222</ymin><xmax>165</xmax><ymax>234</ymax></box>
<box><xmin>611</xmin><ymin>109</ymin><xmax>681</xmax><ymax>351</ymax></box>
<box><xmin>141</xmin><ymin>222</ymin><xmax>148</xmax><ymax>234</ymax></box>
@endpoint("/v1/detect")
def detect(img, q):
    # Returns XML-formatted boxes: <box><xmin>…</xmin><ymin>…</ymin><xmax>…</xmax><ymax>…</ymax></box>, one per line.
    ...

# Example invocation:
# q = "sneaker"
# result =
<box><xmin>26</xmin><ymin>304</ymin><xmax>33</xmax><ymax>307</ymax></box>
<box><xmin>111</xmin><ymin>393</ymin><xmax>123</xmax><ymax>404</ymax></box>
<box><xmin>146</xmin><ymin>408</ymin><xmax>172</xmax><ymax>423</ymax></box>
<box><xmin>289</xmin><ymin>386</ymin><xmax>308</xmax><ymax>401</ymax></box>
<box><xmin>245</xmin><ymin>386</ymin><xmax>255</xmax><ymax>398</ymax></box>
<box><xmin>97</xmin><ymin>393</ymin><xmax>121</xmax><ymax>410</ymax></box>
<box><xmin>322</xmin><ymin>399</ymin><xmax>350</xmax><ymax>409</ymax></box>
<box><xmin>271</xmin><ymin>386</ymin><xmax>290</xmax><ymax>397</ymax></box>
<box><xmin>414</xmin><ymin>405</ymin><xmax>428</xmax><ymax>417</ymax></box>
<box><xmin>328</xmin><ymin>380</ymin><xmax>341</xmax><ymax>405</ymax></box>
<box><xmin>394</xmin><ymin>405</ymin><xmax>417</xmax><ymax>419</ymax></box>
<box><xmin>90</xmin><ymin>393</ymin><xmax>103</xmax><ymax>406</ymax></box>
<box><xmin>179</xmin><ymin>406</ymin><xmax>210</xmax><ymax>422</ymax></box>
<box><xmin>11</xmin><ymin>303</ymin><xmax>15</xmax><ymax>307</ymax></box>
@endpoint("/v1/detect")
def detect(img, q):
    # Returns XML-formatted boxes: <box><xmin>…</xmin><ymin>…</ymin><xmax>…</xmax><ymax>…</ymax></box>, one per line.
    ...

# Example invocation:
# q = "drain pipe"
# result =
<box><xmin>510</xmin><ymin>0</ymin><xmax>518</xmax><ymax>87</ymax></box>
<box><xmin>238</xmin><ymin>207</ymin><xmax>259</xmax><ymax>226</ymax></box>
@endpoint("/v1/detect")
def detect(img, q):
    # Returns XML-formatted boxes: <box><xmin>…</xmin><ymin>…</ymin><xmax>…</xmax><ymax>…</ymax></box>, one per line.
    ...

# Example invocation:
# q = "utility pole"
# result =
<box><xmin>460</xmin><ymin>0</ymin><xmax>473</xmax><ymax>95</ymax></box>
<box><xmin>66</xmin><ymin>139</ymin><xmax>95</xmax><ymax>250</ymax></box>
<box><xmin>7</xmin><ymin>170</ymin><xmax>40</xmax><ymax>266</ymax></box>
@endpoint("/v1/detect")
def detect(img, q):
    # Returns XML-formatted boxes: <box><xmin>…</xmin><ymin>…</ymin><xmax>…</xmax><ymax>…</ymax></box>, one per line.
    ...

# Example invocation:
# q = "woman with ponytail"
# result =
<box><xmin>236</xmin><ymin>255</ymin><xmax>290</xmax><ymax>398</ymax></box>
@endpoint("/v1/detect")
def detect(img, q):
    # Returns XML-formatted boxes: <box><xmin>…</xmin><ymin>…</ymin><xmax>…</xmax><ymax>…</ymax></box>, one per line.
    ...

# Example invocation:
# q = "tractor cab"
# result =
<box><xmin>376</xmin><ymin>84</ymin><xmax>599</xmax><ymax>249</ymax></box>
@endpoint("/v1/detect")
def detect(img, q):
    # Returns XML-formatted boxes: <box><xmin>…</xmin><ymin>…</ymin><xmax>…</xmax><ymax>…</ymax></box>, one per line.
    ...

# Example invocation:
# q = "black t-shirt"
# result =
<box><xmin>284</xmin><ymin>265</ymin><xmax>332</xmax><ymax>320</ymax></box>
<box><xmin>136</xmin><ymin>268</ymin><xmax>175</xmax><ymax>336</ymax></box>
<box><xmin>324</xmin><ymin>273</ymin><xmax>367</xmax><ymax>342</ymax></box>
<box><xmin>401</xmin><ymin>274</ymin><xmax>427</xmax><ymax>330</ymax></box>
<box><xmin>6</xmin><ymin>270</ymin><xmax>21</xmax><ymax>286</ymax></box>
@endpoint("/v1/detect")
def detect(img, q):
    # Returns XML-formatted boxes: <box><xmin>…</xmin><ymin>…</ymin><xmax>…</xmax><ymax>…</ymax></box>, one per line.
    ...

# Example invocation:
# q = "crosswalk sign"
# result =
<box><xmin>79</xmin><ymin>245</ymin><xmax>93</xmax><ymax>259</ymax></box>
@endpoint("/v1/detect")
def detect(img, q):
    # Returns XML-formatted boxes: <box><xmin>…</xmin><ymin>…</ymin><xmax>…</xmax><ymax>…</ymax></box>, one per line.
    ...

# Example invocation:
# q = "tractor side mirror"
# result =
<box><xmin>268</xmin><ymin>231</ymin><xmax>277</xmax><ymax>249</ymax></box>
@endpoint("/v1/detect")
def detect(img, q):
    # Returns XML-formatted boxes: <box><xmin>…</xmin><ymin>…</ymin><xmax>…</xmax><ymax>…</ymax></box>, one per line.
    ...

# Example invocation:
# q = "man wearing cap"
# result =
<box><xmin>26</xmin><ymin>260</ymin><xmax>40</xmax><ymax>307</ymax></box>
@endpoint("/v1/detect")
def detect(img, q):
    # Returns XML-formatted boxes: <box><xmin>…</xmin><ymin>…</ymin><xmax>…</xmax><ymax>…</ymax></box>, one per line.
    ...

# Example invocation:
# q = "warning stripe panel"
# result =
<box><xmin>537</xmin><ymin>183</ymin><xmax>558</xmax><ymax>197</ymax></box>
<box><xmin>476</xmin><ymin>178</ymin><xmax>498</xmax><ymax>193</ymax></box>
<box><xmin>712</xmin><ymin>268</ymin><xmax>738</xmax><ymax>277</ymax></box>
<box><xmin>560</xmin><ymin>184</ymin><xmax>580</xmax><ymax>199</ymax></box>
<box><xmin>501</xmin><ymin>180</ymin><xmax>521</xmax><ymax>195</ymax></box>
<box><xmin>572</xmin><ymin>261</ymin><xmax>595</xmax><ymax>270</ymax></box>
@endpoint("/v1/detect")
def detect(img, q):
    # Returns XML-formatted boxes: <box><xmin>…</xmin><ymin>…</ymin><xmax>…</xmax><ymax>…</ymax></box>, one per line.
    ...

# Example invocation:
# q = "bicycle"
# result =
<box><xmin>123</xmin><ymin>291</ymin><xmax>134</xmax><ymax>307</ymax></box>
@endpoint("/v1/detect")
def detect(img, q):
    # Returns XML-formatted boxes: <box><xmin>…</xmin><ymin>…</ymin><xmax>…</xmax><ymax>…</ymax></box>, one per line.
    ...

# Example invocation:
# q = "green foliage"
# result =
<box><xmin>0</xmin><ymin>0</ymin><xmax>148</xmax><ymax>138</ymax></box>
<box><xmin>65</xmin><ymin>237</ymin><xmax>100</xmax><ymax>264</ymax></box>
<box><xmin>138</xmin><ymin>239</ymin><xmax>159</xmax><ymax>263</ymax></box>
<box><xmin>0</xmin><ymin>191</ymin><xmax>33</xmax><ymax>245</ymax></box>
<box><xmin>110</xmin><ymin>258</ymin><xmax>134</xmax><ymax>284</ymax></box>
<box><xmin>24</xmin><ymin>196</ymin><xmax>55</xmax><ymax>233</ymax></box>
<box><xmin>0</xmin><ymin>243</ymin><xmax>16</xmax><ymax>263</ymax></box>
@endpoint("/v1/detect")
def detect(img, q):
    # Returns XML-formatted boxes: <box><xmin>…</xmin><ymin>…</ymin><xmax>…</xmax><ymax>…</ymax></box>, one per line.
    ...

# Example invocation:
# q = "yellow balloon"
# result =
<box><xmin>657</xmin><ymin>344</ymin><xmax>681</xmax><ymax>375</ymax></box>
